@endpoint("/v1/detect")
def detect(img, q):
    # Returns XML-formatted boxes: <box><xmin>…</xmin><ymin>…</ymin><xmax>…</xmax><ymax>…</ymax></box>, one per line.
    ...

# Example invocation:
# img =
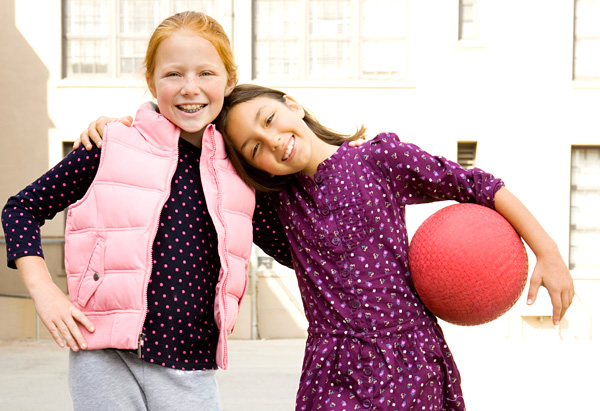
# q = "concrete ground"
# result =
<box><xmin>0</xmin><ymin>336</ymin><xmax>597</xmax><ymax>411</ymax></box>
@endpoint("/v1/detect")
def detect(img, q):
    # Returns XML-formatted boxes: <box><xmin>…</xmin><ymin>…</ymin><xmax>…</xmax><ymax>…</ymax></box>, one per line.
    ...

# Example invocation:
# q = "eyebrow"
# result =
<box><xmin>239</xmin><ymin>105</ymin><xmax>266</xmax><ymax>152</ymax></box>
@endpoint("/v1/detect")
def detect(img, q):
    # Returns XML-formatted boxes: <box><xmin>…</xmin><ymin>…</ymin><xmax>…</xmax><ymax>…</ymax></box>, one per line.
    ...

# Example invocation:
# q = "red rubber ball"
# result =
<box><xmin>408</xmin><ymin>203</ymin><xmax>529</xmax><ymax>326</ymax></box>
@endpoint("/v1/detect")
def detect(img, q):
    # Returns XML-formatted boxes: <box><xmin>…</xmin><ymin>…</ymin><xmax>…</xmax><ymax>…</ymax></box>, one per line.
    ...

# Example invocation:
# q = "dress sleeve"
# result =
<box><xmin>252</xmin><ymin>191</ymin><xmax>293</xmax><ymax>268</ymax></box>
<box><xmin>1</xmin><ymin>145</ymin><xmax>100</xmax><ymax>268</ymax></box>
<box><xmin>368</xmin><ymin>133</ymin><xmax>504</xmax><ymax>208</ymax></box>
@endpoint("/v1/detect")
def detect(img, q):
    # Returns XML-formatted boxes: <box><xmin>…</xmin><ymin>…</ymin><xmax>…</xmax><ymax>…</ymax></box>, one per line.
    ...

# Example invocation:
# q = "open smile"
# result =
<box><xmin>177</xmin><ymin>104</ymin><xmax>206</xmax><ymax>113</ymax></box>
<box><xmin>282</xmin><ymin>136</ymin><xmax>295</xmax><ymax>161</ymax></box>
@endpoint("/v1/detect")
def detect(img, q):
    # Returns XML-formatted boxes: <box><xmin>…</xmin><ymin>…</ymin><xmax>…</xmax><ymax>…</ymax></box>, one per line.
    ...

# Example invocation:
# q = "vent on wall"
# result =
<box><xmin>457</xmin><ymin>141</ymin><xmax>477</xmax><ymax>169</ymax></box>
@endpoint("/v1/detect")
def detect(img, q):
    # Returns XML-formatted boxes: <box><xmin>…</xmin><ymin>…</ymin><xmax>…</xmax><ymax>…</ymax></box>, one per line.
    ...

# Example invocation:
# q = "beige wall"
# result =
<box><xmin>1</xmin><ymin>0</ymin><xmax>598</xmax><ymax>341</ymax></box>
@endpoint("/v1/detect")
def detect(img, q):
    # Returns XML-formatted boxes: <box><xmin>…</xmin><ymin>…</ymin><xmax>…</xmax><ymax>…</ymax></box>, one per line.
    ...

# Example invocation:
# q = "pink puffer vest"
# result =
<box><xmin>64</xmin><ymin>103</ymin><xmax>254</xmax><ymax>369</ymax></box>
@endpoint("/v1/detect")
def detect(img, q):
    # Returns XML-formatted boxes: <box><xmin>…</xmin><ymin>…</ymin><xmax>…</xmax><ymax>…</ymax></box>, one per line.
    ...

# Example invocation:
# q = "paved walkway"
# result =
<box><xmin>0</xmin><ymin>337</ymin><xmax>596</xmax><ymax>410</ymax></box>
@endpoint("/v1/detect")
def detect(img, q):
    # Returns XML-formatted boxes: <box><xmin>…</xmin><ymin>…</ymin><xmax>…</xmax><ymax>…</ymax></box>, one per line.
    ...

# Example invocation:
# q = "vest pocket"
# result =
<box><xmin>76</xmin><ymin>238</ymin><xmax>106</xmax><ymax>307</ymax></box>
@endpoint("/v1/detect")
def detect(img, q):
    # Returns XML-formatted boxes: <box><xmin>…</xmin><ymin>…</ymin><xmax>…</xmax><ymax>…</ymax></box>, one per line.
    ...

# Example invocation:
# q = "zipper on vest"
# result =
<box><xmin>137</xmin><ymin>333</ymin><xmax>146</xmax><ymax>358</ymax></box>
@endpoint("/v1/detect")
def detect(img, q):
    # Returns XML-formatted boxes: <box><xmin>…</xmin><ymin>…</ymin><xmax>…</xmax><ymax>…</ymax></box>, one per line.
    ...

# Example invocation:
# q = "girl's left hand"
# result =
<box><xmin>348</xmin><ymin>137</ymin><xmax>370</xmax><ymax>147</ymax></box>
<box><xmin>493</xmin><ymin>187</ymin><xmax>575</xmax><ymax>325</ymax></box>
<box><xmin>526</xmin><ymin>252</ymin><xmax>575</xmax><ymax>325</ymax></box>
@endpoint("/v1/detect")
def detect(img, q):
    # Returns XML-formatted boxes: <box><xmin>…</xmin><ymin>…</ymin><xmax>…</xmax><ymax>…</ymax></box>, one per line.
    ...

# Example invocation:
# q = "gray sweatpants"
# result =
<box><xmin>68</xmin><ymin>349</ymin><xmax>221</xmax><ymax>411</ymax></box>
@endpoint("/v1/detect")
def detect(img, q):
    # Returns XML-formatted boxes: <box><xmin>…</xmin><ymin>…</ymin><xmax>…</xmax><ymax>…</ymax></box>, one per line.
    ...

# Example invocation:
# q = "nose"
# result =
<box><xmin>268</xmin><ymin>134</ymin><xmax>281</xmax><ymax>151</ymax></box>
<box><xmin>181</xmin><ymin>76</ymin><xmax>200</xmax><ymax>95</ymax></box>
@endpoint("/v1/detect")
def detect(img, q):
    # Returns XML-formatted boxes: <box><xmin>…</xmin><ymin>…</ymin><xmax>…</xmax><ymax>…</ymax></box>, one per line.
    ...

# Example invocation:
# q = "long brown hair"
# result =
<box><xmin>215</xmin><ymin>84</ymin><xmax>367</xmax><ymax>192</ymax></box>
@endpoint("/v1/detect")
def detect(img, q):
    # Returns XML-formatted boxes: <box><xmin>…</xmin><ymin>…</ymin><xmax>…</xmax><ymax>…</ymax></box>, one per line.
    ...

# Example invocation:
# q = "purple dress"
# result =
<box><xmin>272</xmin><ymin>133</ymin><xmax>504</xmax><ymax>410</ymax></box>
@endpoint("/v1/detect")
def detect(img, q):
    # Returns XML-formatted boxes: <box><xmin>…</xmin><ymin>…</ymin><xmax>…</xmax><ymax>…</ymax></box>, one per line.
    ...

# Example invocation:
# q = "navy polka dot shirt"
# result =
<box><xmin>2</xmin><ymin>138</ymin><xmax>292</xmax><ymax>370</ymax></box>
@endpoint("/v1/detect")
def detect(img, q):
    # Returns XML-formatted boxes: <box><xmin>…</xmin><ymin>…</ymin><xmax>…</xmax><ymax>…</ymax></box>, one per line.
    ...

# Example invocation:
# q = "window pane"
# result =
<box><xmin>119</xmin><ymin>39</ymin><xmax>147</xmax><ymax>75</ymax></box>
<box><xmin>67</xmin><ymin>39</ymin><xmax>109</xmax><ymax>75</ymax></box>
<box><xmin>120</xmin><ymin>0</ymin><xmax>161</xmax><ymax>35</ymax></box>
<box><xmin>575</xmin><ymin>0</ymin><xmax>600</xmax><ymax>36</ymax></box>
<box><xmin>253</xmin><ymin>0</ymin><xmax>409</xmax><ymax>80</ymax></box>
<box><xmin>65</xmin><ymin>0</ymin><xmax>109</xmax><ymax>36</ymax></box>
<box><xmin>570</xmin><ymin>147</ymin><xmax>600</xmax><ymax>270</ymax></box>
<box><xmin>459</xmin><ymin>0</ymin><xmax>477</xmax><ymax>40</ymax></box>
<box><xmin>254</xmin><ymin>41</ymin><xmax>298</xmax><ymax>78</ymax></box>
<box><xmin>173</xmin><ymin>0</ymin><xmax>217</xmax><ymax>14</ymax></box>
<box><xmin>574</xmin><ymin>39</ymin><xmax>600</xmax><ymax>79</ymax></box>
<box><xmin>574</xmin><ymin>0</ymin><xmax>600</xmax><ymax>79</ymax></box>
<box><xmin>361</xmin><ymin>40</ymin><xmax>406</xmax><ymax>79</ymax></box>
<box><xmin>309</xmin><ymin>40</ymin><xmax>351</xmax><ymax>78</ymax></box>
<box><xmin>309</xmin><ymin>0</ymin><xmax>351</xmax><ymax>36</ymax></box>
<box><xmin>254</xmin><ymin>0</ymin><xmax>299</xmax><ymax>78</ymax></box>
<box><xmin>362</xmin><ymin>0</ymin><xmax>407</xmax><ymax>37</ymax></box>
<box><xmin>255</xmin><ymin>0</ymin><xmax>298</xmax><ymax>37</ymax></box>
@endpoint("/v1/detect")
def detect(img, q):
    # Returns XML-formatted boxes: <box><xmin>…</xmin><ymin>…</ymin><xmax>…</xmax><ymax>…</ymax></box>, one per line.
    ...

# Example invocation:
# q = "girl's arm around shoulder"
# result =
<box><xmin>252</xmin><ymin>192</ymin><xmax>293</xmax><ymax>268</ymax></box>
<box><xmin>74</xmin><ymin>115</ymin><xmax>133</xmax><ymax>150</ymax></box>
<box><xmin>16</xmin><ymin>256</ymin><xmax>95</xmax><ymax>351</ymax></box>
<box><xmin>494</xmin><ymin>187</ymin><xmax>575</xmax><ymax>325</ymax></box>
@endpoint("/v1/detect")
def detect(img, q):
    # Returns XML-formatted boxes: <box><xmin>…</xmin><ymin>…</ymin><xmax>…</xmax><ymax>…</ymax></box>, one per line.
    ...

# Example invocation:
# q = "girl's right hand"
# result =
<box><xmin>16</xmin><ymin>256</ymin><xmax>95</xmax><ymax>351</ymax></box>
<box><xmin>31</xmin><ymin>282</ymin><xmax>95</xmax><ymax>351</ymax></box>
<box><xmin>74</xmin><ymin>115</ymin><xmax>133</xmax><ymax>151</ymax></box>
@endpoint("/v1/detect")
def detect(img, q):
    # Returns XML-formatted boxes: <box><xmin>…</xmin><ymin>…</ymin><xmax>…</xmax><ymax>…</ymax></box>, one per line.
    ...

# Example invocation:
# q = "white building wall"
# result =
<box><xmin>2</xmin><ymin>0</ymin><xmax>598</xmax><ymax>340</ymax></box>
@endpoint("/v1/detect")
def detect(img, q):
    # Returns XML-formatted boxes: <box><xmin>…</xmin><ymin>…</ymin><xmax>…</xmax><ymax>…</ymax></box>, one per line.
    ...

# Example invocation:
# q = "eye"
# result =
<box><xmin>200</xmin><ymin>71</ymin><xmax>212</xmax><ymax>77</ymax></box>
<box><xmin>166</xmin><ymin>72</ymin><xmax>180</xmax><ymax>77</ymax></box>
<box><xmin>265</xmin><ymin>113</ymin><xmax>274</xmax><ymax>126</ymax></box>
<box><xmin>252</xmin><ymin>143</ymin><xmax>259</xmax><ymax>158</ymax></box>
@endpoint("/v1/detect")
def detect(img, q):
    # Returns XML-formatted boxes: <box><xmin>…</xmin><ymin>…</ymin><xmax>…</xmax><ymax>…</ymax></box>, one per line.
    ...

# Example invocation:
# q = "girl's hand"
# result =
<box><xmin>73</xmin><ymin>115</ymin><xmax>133</xmax><ymax>151</ymax></box>
<box><xmin>526</xmin><ymin>252</ymin><xmax>574</xmax><ymax>325</ymax></box>
<box><xmin>16</xmin><ymin>256</ymin><xmax>95</xmax><ymax>351</ymax></box>
<box><xmin>493</xmin><ymin>187</ymin><xmax>575</xmax><ymax>325</ymax></box>
<box><xmin>348</xmin><ymin>137</ymin><xmax>370</xmax><ymax>147</ymax></box>
<box><xmin>30</xmin><ymin>282</ymin><xmax>95</xmax><ymax>351</ymax></box>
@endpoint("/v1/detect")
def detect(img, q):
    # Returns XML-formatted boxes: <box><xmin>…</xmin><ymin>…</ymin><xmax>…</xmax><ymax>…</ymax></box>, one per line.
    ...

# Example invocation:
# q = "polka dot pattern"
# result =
<box><xmin>273</xmin><ymin>133</ymin><xmax>504</xmax><ymax>410</ymax></box>
<box><xmin>2</xmin><ymin>138</ymin><xmax>292</xmax><ymax>371</ymax></box>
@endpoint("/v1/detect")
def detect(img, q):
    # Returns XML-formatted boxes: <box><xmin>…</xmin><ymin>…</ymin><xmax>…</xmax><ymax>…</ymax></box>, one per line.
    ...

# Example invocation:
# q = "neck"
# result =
<box><xmin>180</xmin><ymin>127</ymin><xmax>206</xmax><ymax>148</ymax></box>
<box><xmin>302</xmin><ymin>139</ymin><xmax>339</xmax><ymax>178</ymax></box>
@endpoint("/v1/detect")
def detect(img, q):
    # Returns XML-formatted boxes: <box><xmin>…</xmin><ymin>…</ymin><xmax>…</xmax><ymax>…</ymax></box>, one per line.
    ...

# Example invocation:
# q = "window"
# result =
<box><xmin>62</xmin><ymin>0</ymin><xmax>223</xmax><ymax>78</ymax></box>
<box><xmin>457</xmin><ymin>141</ymin><xmax>477</xmax><ymax>169</ymax></box>
<box><xmin>252</xmin><ymin>0</ymin><xmax>408</xmax><ymax>81</ymax></box>
<box><xmin>573</xmin><ymin>0</ymin><xmax>600</xmax><ymax>80</ymax></box>
<box><xmin>458</xmin><ymin>0</ymin><xmax>477</xmax><ymax>41</ymax></box>
<box><xmin>570</xmin><ymin>146</ymin><xmax>600</xmax><ymax>271</ymax></box>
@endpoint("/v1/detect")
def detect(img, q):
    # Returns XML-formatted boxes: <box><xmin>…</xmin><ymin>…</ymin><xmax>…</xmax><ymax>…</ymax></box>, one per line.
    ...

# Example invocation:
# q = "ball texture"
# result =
<box><xmin>408</xmin><ymin>203</ymin><xmax>528</xmax><ymax>326</ymax></box>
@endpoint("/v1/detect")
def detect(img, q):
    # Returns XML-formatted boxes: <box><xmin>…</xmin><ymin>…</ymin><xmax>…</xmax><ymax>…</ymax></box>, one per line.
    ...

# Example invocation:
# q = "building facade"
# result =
<box><xmin>1</xmin><ymin>0</ymin><xmax>598</xmax><ymax>341</ymax></box>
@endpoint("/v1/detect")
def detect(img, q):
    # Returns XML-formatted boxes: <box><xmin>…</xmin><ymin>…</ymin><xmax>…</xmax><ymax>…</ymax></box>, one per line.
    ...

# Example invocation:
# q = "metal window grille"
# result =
<box><xmin>457</xmin><ymin>141</ymin><xmax>477</xmax><ymax>169</ymax></box>
<box><xmin>569</xmin><ymin>146</ymin><xmax>600</xmax><ymax>271</ymax></box>
<box><xmin>253</xmin><ymin>0</ymin><xmax>408</xmax><ymax>81</ymax></box>
<box><xmin>573</xmin><ymin>0</ymin><xmax>600</xmax><ymax>80</ymax></box>
<box><xmin>63</xmin><ymin>0</ymin><xmax>222</xmax><ymax>78</ymax></box>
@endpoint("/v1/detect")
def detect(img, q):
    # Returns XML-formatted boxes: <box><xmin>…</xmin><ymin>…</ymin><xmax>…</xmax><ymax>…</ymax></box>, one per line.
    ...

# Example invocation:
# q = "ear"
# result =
<box><xmin>146</xmin><ymin>75</ymin><xmax>157</xmax><ymax>99</ymax></box>
<box><xmin>283</xmin><ymin>95</ymin><xmax>305</xmax><ymax>119</ymax></box>
<box><xmin>224</xmin><ymin>76</ymin><xmax>237</xmax><ymax>97</ymax></box>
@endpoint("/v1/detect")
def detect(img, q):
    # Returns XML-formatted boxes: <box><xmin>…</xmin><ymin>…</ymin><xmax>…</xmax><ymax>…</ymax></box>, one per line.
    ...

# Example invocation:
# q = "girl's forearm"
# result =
<box><xmin>493</xmin><ymin>187</ymin><xmax>559</xmax><ymax>258</ymax></box>
<box><xmin>15</xmin><ymin>256</ymin><xmax>55</xmax><ymax>295</ymax></box>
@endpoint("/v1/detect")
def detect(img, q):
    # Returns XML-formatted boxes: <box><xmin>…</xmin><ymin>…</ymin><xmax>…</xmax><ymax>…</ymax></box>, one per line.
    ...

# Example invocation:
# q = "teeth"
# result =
<box><xmin>283</xmin><ymin>136</ymin><xmax>295</xmax><ymax>161</ymax></box>
<box><xmin>178</xmin><ymin>104</ymin><xmax>205</xmax><ymax>113</ymax></box>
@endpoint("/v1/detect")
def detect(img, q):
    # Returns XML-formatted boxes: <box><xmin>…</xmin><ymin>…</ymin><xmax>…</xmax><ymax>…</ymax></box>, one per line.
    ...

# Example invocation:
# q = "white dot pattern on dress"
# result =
<box><xmin>274</xmin><ymin>133</ymin><xmax>504</xmax><ymax>410</ymax></box>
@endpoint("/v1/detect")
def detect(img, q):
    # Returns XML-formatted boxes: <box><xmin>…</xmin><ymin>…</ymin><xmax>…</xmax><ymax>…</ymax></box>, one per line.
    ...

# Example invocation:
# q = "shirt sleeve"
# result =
<box><xmin>252</xmin><ymin>191</ymin><xmax>293</xmax><ymax>268</ymax></box>
<box><xmin>1</xmin><ymin>145</ymin><xmax>101</xmax><ymax>268</ymax></box>
<box><xmin>368</xmin><ymin>133</ymin><xmax>505</xmax><ymax>208</ymax></box>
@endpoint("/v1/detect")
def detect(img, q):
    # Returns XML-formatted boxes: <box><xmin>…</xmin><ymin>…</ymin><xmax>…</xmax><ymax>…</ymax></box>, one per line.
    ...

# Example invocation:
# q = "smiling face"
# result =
<box><xmin>148</xmin><ymin>28</ymin><xmax>234</xmax><ymax>145</ymax></box>
<box><xmin>224</xmin><ymin>95</ymin><xmax>324</xmax><ymax>176</ymax></box>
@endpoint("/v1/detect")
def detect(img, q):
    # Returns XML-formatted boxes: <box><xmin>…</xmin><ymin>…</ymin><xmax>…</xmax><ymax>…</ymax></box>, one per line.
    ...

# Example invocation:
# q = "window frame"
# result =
<box><xmin>251</xmin><ymin>0</ymin><xmax>410</xmax><ymax>83</ymax></box>
<box><xmin>458</xmin><ymin>0</ymin><xmax>478</xmax><ymax>41</ymax></box>
<box><xmin>569</xmin><ymin>145</ymin><xmax>600</xmax><ymax>274</ymax></box>
<box><xmin>457</xmin><ymin>141</ymin><xmax>477</xmax><ymax>170</ymax></box>
<box><xmin>573</xmin><ymin>0</ymin><xmax>600</xmax><ymax>81</ymax></box>
<box><xmin>61</xmin><ymin>0</ymin><xmax>229</xmax><ymax>80</ymax></box>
